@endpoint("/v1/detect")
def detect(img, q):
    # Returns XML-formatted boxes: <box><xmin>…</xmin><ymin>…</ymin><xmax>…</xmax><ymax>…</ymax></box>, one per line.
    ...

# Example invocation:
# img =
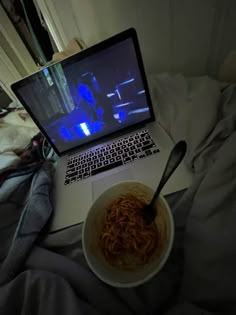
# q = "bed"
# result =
<box><xmin>0</xmin><ymin>72</ymin><xmax>236</xmax><ymax>315</ymax></box>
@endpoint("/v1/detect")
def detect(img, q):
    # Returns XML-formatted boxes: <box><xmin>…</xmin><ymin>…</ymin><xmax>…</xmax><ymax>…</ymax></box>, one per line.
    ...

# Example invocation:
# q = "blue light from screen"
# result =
<box><xmin>80</xmin><ymin>122</ymin><xmax>91</xmax><ymax>136</ymax></box>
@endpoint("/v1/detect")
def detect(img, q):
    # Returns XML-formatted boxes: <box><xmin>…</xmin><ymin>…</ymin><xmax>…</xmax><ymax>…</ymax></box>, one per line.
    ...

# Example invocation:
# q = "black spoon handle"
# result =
<box><xmin>149</xmin><ymin>141</ymin><xmax>187</xmax><ymax>208</ymax></box>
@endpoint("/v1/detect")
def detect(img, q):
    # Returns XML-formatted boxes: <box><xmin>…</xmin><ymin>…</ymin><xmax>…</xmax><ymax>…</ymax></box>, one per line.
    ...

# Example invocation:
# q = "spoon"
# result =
<box><xmin>142</xmin><ymin>140</ymin><xmax>187</xmax><ymax>224</ymax></box>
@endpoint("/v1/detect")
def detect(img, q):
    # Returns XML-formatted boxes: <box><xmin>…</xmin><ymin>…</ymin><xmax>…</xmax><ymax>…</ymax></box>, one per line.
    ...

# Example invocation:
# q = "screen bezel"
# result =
<box><xmin>11</xmin><ymin>28</ymin><xmax>155</xmax><ymax>157</ymax></box>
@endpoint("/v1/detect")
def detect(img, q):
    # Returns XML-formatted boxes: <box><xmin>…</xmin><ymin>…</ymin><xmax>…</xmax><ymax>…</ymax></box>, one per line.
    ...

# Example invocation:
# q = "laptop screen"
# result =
<box><xmin>12</xmin><ymin>29</ymin><xmax>154</xmax><ymax>155</ymax></box>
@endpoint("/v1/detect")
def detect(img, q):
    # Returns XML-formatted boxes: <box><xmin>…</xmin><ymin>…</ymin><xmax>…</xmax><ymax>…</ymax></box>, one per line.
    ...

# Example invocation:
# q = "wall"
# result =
<box><xmin>37</xmin><ymin>0</ymin><xmax>236</xmax><ymax>77</ymax></box>
<box><xmin>0</xmin><ymin>4</ymin><xmax>37</xmax><ymax>99</ymax></box>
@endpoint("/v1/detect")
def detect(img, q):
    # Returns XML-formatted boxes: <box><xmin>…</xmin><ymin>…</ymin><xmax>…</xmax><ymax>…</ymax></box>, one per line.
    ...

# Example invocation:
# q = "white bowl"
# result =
<box><xmin>82</xmin><ymin>181</ymin><xmax>174</xmax><ymax>288</ymax></box>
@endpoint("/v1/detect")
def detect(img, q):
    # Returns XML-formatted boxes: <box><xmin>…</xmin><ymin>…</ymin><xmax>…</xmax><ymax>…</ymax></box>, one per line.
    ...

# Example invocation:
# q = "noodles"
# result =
<box><xmin>100</xmin><ymin>193</ymin><xmax>158</xmax><ymax>267</ymax></box>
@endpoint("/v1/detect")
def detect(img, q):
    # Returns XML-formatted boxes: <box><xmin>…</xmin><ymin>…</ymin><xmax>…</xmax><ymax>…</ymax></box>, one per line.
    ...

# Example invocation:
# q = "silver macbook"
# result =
<box><xmin>11</xmin><ymin>28</ymin><xmax>192</xmax><ymax>231</ymax></box>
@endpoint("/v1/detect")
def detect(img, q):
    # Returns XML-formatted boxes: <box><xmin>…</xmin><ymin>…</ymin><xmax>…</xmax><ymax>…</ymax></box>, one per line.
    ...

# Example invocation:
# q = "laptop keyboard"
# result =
<box><xmin>64</xmin><ymin>129</ymin><xmax>160</xmax><ymax>185</ymax></box>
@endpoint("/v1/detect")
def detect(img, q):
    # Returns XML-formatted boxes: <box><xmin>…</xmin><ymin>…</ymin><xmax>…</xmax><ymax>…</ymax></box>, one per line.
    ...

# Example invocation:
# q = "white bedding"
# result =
<box><xmin>1</xmin><ymin>73</ymin><xmax>236</xmax><ymax>314</ymax></box>
<box><xmin>149</xmin><ymin>73</ymin><xmax>235</xmax><ymax>173</ymax></box>
<box><xmin>0</xmin><ymin>109</ymin><xmax>38</xmax><ymax>170</ymax></box>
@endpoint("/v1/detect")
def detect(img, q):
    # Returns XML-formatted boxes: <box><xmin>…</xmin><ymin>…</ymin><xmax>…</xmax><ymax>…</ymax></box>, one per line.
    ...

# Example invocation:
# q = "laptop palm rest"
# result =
<box><xmin>92</xmin><ymin>169</ymin><xmax>133</xmax><ymax>201</ymax></box>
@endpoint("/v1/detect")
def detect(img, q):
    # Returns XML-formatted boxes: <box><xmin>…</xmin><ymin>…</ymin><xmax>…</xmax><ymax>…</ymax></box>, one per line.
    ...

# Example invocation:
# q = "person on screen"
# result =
<box><xmin>77</xmin><ymin>77</ymin><xmax>115</xmax><ymax>129</ymax></box>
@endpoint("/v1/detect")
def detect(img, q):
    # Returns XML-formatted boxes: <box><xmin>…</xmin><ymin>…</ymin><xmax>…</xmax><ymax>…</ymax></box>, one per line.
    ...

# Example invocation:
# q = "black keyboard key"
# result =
<box><xmin>64</xmin><ymin>179</ymin><xmax>70</xmax><ymax>185</ymax></box>
<box><xmin>110</xmin><ymin>149</ymin><xmax>115</xmax><ymax>153</ymax></box>
<box><xmin>83</xmin><ymin>163</ymin><xmax>87</xmax><ymax>168</ymax></box>
<box><xmin>130</xmin><ymin>145</ymin><xmax>135</xmax><ymax>150</ymax></box>
<box><xmin>85</xmin><ymin>167</ymin><xmax>90</xmax><ymax>172</ymax></box>
<box><xmin>137</xmin><ymin>143</ymin><xmax>142</xmax><ymax>148</ymax></box>
<box><xmin>131</xmin><ymin>155</ymin><xmax>138</xmax><ymax>160</ymax></box>
<box><xmin>104</xmin><ymin>160</ymin><xmax>109</xmax><ymax>165</ymax></box>
<box><xmin>106</xmin><ymin>154</ymin><xmax>111</xmax><ymax>159</ymax></box>
<box><xmin>117</xmin><ymin>150</ymin><xmax>123</xmax><ymax>154</ymax></box>
<box><xmin>91</xmin><ymin>160</ymin><xmax>123</xmax><ymax>176</ymax></box>
<box><xmin>88</xmin><ymin>161</ymin><xmax>93</xmax><ymax>166</ymax></box>
<box><xmin>109</xmin><ymin>158</ymin><xmax>115</xmax><ymax>163</ymax></box>
<box><xmin>139</xmin><ymin>154</ymin><xmax>146</xmax><ymax>159</ymax></box>
<box><xmin>135</xmin><ymin>148</ymin><xmax>141</xmax><ymax>153</ymax></box>
<box><xmin>124</xmin><ymin>148</ymin><xmax>129</xmax><ymax>153</ymax></box>
<box><xmin>153</xmin><ymin>149</ymin><xmax>160</xmax><ymax>154</ymax></box>
<box><xmin>146</xmin><ymin>150</ymin><xmax>153</xmax><ymax>156</ymax></box>
<box><xmin>121</xmin><ymin>145</ymin><xmax>126</xmax><ymax>149</ymax></box>
<box><xmin>122</xmin><ymin>153</ymin><xmax>128</xmax><ymax>158</ymax></box>
<box><xmin>116</xmin><ymin>156</ymin><xmax>121</xmax><ymax>161</ymax></box>
<box><xmin>142</xmin><ymin>144</ymin><xmax>155</xmax><ymax>151</ymax></box>
<box><xmin>128</xmin><ymin>151</ymin><xmax>134</xmax><ymax>156</ymax></box>
<box><xmin>67</xmin><ymin>171</ymin><xmax>77</xmax><ymax>177</ymax></box>
<box><xmin>67</xmin><ymin>164</ymin><xmax>75</xmax><ymax>170</ymax></box>
<box><xmin>83</xmin><ymin>172</ymin><xmax>90</xmax><ymax>179</ymax></box>
<box><xmin>97</xmin><ymin>162</ymin><xmax>102</xmax><ymax>168</ymax></box>
<box><xmin>100</xmin><ymin>157</ymin><xmax>105</xmax><ymax>161</ymax></box>
<box><xmin>91</xmin><ymin>165</ymin><xmax>96</xmax><ymax>170</ymax></box>
<box><xmin>67</xmin><ymin>167</ymin><xmax>75</xmax><ymax>173</ymax></box>
<box><xmin>77</xmin><ymin>175</ymin><xmax>82</xmax><ymax>181</ymax></box>
<box><xmin>98</xmin><ymin>153</ymin><xmax>103</xmax><ymax>158</ymax></box>
<box><xmin>124</xmin><ymin>157</ymin><xmax>131</xmax><ymax>163</ymax></box>
<box><xmin>79</xmin><ymin>169</ymin><xmax>83</xmax><ymax>174</ymax></box>
<box><xmin>104</xmin><ymin>151</ymin><xmax>109</xmax><ymax>156</ymax></box>
<box><xmin>115</xmin><ymin>147</ymin><xmax>120</xmax><ymax>152</ymax></box>
<box><xmin>143</xmin><ymin>140</ymin><xmax>152</xmax><ymax>146</ymax></box>
<box><xmin>87</xmin><ymin>157</ymin><xmax>91</xmax><ymax>162</ymax></box>
<box><xmin>70</xmin><ymin>177</ymin><xmax>76</xmax><ymax>183</ymax></box>
<box><xmin>111</xmin><ymin>152</ymin><xmax>117</xmax><ymax>157</ymax></box>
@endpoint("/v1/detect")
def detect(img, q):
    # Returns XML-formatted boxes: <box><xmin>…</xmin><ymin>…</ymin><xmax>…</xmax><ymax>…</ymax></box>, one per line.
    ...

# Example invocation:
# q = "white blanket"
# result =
<box><xmin>1</xmin><ymin>74</ymin><xmax>236</xmax><ymax>315</ymax></box>
<box><xmin>0</xmin><ymin>110</ymin><xmax>38</xmax><ymax>170</ymax></box>
<box><xmin>149</xmin><ymin>74</ymin><xmax>236</xmax><ymax>173</ymax></box>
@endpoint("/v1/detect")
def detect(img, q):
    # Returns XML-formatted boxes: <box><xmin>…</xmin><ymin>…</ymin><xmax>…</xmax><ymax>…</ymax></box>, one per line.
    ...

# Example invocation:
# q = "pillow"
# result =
<box><xmin>0</xmin><ymin>109</ymin><xmax>38</xmax><ymax>129</ymax></box>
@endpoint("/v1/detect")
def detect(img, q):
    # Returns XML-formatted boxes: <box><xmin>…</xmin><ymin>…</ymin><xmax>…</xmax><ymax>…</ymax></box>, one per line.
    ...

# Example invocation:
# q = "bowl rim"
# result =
<box><xmin>82</xmin><ymin>180</ymin><xmax>175</xmax><ymax>288</ymax></box>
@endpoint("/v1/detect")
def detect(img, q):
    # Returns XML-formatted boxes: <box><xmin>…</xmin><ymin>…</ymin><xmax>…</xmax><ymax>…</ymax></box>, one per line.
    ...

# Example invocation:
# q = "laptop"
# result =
<box><xmin>11</xmin><ymin>28</ymin><xmax>192</xmax><ymax>231</ymax></box>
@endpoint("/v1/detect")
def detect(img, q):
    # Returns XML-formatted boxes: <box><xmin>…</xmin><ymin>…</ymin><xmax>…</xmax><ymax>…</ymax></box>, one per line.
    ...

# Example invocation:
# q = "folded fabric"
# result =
<box><xmin>52</xmin><ymin>37</ymin><xmax>86</xmax><ymax>61</ymax></box>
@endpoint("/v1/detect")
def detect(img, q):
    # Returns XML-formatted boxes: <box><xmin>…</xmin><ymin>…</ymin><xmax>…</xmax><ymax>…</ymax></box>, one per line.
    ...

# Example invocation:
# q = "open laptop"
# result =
<box><xmin>11</xmin><ymin>28</ymin><xmax>192</xmax><ymax>231</ymax></box>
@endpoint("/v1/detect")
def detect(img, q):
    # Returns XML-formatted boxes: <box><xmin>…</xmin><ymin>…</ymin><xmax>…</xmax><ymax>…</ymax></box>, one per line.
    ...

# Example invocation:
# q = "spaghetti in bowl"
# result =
<box><xmin>82</xmin><ymin>181</ymin><xmax>174</xmax><ymax>288</ymax></box>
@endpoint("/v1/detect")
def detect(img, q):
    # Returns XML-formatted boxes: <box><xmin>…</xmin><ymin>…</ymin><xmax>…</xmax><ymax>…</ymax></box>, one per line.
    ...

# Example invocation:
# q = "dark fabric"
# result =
<box><xmin>0</xmin><ymin>162</ymin><xmax>54</xmax><ymax>285</ymax></box>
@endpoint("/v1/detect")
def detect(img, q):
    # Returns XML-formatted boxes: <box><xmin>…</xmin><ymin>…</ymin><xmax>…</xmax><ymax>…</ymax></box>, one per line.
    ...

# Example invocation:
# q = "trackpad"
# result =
<box><xmin>92</xmin><ymin>169</ymin><xmax>133</xmax><ymax>201</ymax></box>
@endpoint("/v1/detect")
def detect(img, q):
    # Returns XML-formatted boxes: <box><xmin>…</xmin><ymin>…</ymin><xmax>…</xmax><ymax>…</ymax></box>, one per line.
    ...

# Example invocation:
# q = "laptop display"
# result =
<box><xmin>12</xmin><ymin>29</ymin><xmax>154</xmax><ymax>155</ymax></box>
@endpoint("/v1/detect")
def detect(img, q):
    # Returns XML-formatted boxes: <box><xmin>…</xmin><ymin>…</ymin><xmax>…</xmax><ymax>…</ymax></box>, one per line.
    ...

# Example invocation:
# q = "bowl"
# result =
<box><xmin>82</xmin><ymin>181</ymin><xmax>174</xmax><ymax>288</ymax></box>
